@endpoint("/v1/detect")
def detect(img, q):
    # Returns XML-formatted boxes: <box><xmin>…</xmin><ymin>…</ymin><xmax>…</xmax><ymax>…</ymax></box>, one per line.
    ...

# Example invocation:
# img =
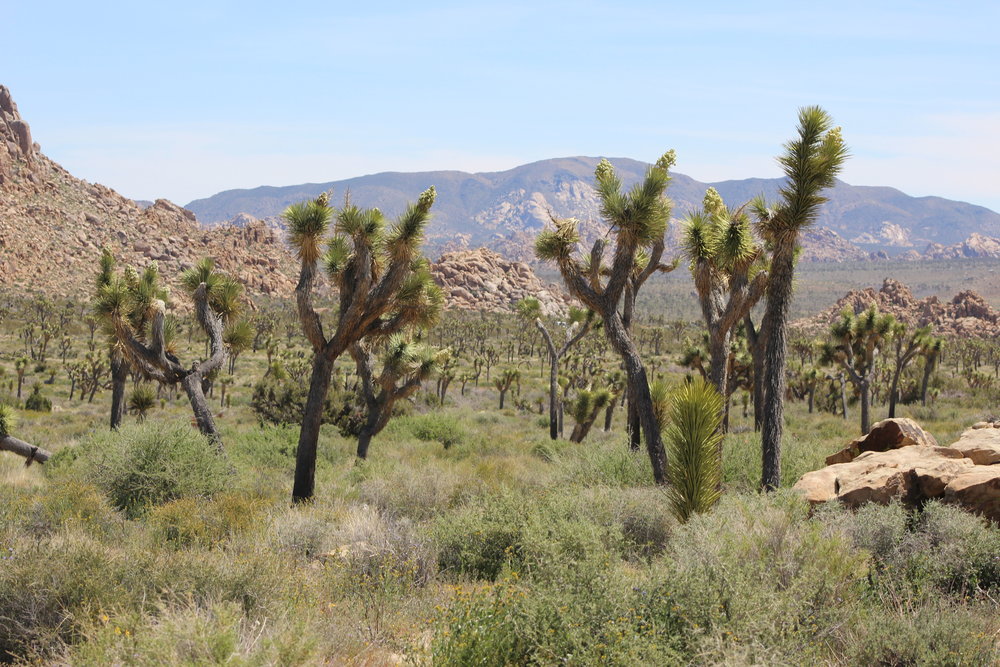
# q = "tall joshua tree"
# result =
<box><xmin>285</xmin><ymin>189</ymin><xmax>439</xmax><ymax>502</ymax></box>
<box><xmin>753</xmin><ymin>107</ymin><xmax>848</xmax><ymax>489</ymax></box>
<box><xmin>920</xmin><ymin>337</ymin><xmax>944</xmax><ymax>406</ymax></box>
<box><xmin>820</xmin><ymin>306</ymin><xmax>895</xmax><ymax>434</ymax></box>
<box><xmin>351</xmin><ymin>336</ymin><xmax>444</xmax><ymax>459</ymax></box>
<box><xmin>681</xmin><ymin>188</ymin><xmax>768</xmax><ymax>410</ymax></box>
<box><xmin>536</xmin><ymin>153</ymin><xmax>675</xmax><ymax>483</ymax></box>
<box><xmin>95</xmin><ymin>257</ymin><xmax>238</xmax><ymax>450</ymax></box>
<box><xmin>517</xmin><ymin>297</ymin><xmax>593</xmax><ymax>440</ymax></box>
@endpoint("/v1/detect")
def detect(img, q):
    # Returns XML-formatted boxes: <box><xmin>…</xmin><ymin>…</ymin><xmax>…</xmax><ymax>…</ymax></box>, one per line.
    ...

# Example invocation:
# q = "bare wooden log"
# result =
<box><xmin>0</xmin><ymin>435</ymin><xmax>51</xmax><ymax>465</ymax></box>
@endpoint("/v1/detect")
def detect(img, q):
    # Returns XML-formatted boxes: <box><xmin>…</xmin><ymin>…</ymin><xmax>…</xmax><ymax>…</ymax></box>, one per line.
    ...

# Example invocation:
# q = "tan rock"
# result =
<box><xmin>945</xmin><ymin>468</ymin><xmax>1000</xmax><ymax>522</ymax></box>
<box><xmin>950</xmin><ymin>426</ymin><xmax>1000</xmax><ymax>465</ymax></box>
<box><xmin>824</xmin><ymin>418</ymin><xmax>938</xmax><ymax>465</ymax></box>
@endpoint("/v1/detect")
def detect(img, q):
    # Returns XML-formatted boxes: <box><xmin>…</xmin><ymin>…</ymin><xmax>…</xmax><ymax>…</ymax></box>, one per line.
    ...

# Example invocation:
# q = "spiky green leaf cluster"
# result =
<box><xmin>516</xmin><ymin>297</ymin><xmax>542</xmax><ymax>321</ymax></box>
<box><xmin>0</xmin><ymin>403</ymin><xmax>16</xmax><ymax>437</ymax></box>
<box><xmin>757</xmin><ymin>106</ymin><xmax>849</xmax><ymax>243</ymax></box>
<box><xmin>283</xmin><ymin>195</ymin><xmax>333</xmax><ymax>264</ymax></box>
<box><xmin>223</xmin><ymin>318</ymin><xmax>254</xmax><ymax>354</ymax></box>
<box><xmin>535</xmin><ymin>218</ymin><xmax>580</xmax><ymax>262</ymax></box>
<box><xmin>180</xmin><ymin>258</ymin><xmax>243</xmax><ymax>320</ymax></box>
<box><xmin>663</xmin><ymin>378</ymin><xmax>724</xmax><ymax>522</ymax></box>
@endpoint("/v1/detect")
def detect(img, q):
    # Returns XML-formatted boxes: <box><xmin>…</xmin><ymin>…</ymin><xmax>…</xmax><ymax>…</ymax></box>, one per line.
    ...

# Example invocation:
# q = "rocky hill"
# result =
<box><xmin>430</xmin><ymin>248</ymin><xmax>570</xmax><ymax>316</ymax></box>
<box><xmin>186</xmin><ymin>157</ymin><xmax>1000</xmax><ymax>261</ymax></box>
<box><xmin>0</xmin><ymin>86</ymin><xmax>298</xmax><ymax>300</ymax></box>
<box><xmin>800</xmin><ymin>278</ymin><xmax>1000</xmax><ymax>338</ymax></box>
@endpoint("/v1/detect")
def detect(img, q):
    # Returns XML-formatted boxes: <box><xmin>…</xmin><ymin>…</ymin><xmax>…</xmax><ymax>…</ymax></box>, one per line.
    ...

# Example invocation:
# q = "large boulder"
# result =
<box><xmin>824</xmin><ymin>418</ymin><xmax>938</xmax><ymax>465</ymax></box>
<box><xmin>794</xmin><ymin>420</ymin><xmax>1000</xmax><ymax>522</ymax></box>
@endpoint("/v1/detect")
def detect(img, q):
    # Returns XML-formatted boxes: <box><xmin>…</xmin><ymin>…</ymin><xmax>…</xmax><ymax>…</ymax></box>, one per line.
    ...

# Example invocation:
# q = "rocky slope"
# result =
<box><xmin>0</xmin><ymin>86</ymin><xmax>297</xmax><ymax>299</ymax></box>
<box><xmin>800</xmin><ymin>279</ymin><xmax>1000</xmax><ymax>338</ymax></box>
<box><xmin>430</xmin><ymin>248</ymin><xmax>570</xmax><ymax>316</ymax></box>
<box><xmin>922</xmin><ymin>232</ymin><xmax>1000</xmax><ymax>260</ymax></box>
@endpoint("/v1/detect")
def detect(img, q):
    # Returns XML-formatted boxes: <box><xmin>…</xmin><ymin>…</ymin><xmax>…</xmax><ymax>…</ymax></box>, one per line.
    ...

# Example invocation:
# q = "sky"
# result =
<box><xmin>5</xmin><ymin>1</ymin><xmax>999</xmax><ymax>210</ymax></box>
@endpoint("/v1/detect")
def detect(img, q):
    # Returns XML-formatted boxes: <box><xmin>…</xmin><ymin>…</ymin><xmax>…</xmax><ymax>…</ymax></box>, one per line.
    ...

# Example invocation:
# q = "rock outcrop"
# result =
<box><xmin>923</xmin><ymin>232</ymin><xmax>1000</xmax><ymax>260</ymax></box>
<box><xmin>800</xmin><ymin>278</ymin><xmax>1000</xmax><ymax>338</ymax></box>
<box><xmin>0</xmin><ymin>85</ymin><xmax>297</xmax><ymax>299</ymax></box>
<box><xmin>795</xmin><ymin>419</ymin><xmax>1000</xmax><ymax>522</ymax></box>
<box><xmin>430</xmin><ymin>248</ymin><xmax>571</xmax><ymax>315</ymax></box>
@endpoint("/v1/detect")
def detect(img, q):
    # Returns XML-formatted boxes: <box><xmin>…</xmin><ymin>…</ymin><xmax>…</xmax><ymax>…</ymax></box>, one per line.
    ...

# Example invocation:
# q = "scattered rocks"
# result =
<box><xmin>800</xmin><ymin>278</ymin><xmax>1000</xmax><ymax>338</ymax></box>
<box><xmin>795</xmin><ymin>420</ymin><xmax>1000</xmax><ymax>522</ymax></box>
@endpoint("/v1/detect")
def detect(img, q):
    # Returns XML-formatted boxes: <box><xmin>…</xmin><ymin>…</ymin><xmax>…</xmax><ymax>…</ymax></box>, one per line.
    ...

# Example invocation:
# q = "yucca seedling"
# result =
<box><xmin>663</xmin><ymin>378</ymin><xmax>724</xmax><ymax>523</ymax></box>
<box><xmin>0</xmin><ymin>403</ymin><xmax>15</xmax><ymax>437</ymax></box>
<box><xmin>128</xmin><ymin>385</ymin><xmax>157</xmax><ymax>422</ymax></box>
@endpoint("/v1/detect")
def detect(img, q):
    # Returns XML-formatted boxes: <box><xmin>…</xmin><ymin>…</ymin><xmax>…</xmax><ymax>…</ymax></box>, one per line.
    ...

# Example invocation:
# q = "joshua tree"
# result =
<box><xmin>95</xmin><ymin>257</ymin><xmax>238</xmax><ymax>450</ymax></box>
<box><xmin>536</xmin><ymin>153</ymin><xmax>675</xmax><ymax>484</ymax></box>
<box><xmin>14</xmin><ymin>357</ymin><xmax>27</xmax><ymax>400</ymax></box>
<box><xmin>568</xmin><ymin>387</ymin><xmax>612</xmax><ymax>443</ymax></box>
<box><xmin>752</xmin><ymin>107</ymin><xmax>848</xmax><ymax>489</ymax></box>
<box><xmin>224</xmin><ymin>318</ymin><xmax>254</xmax><ymax>374</ymax></box>
<box><xmin>518</xmin><ymin>297</ymin><xmax>593</xmax><ymax>440</ymax></box>
<box><xmin>681</xmin><ymin>188</ymin><xmax>767</xmax><ymax>408</ymax></box>
<box><xmin>284</xmin><ymin>189</ymin><xmax>440</xmax><ymax>502</ymax></box>
<box><xmin>351</xmin><ymin>336</ymin><xmax>444</xmax><ymax>459</ymax></box>
<box><xmin>920</xmin><ymin>337</ymin><xmax>944</xmax><ymax>406</ymax></box>
<box><xmin>820</xmin><ymin>306</ymin><xmax>895</xmax><ymax>434</ymax></box>
<box><xmin>887</xmin><ymin>321</ymin><xmax>931</xmax><ymax>418</ymax></box>
<box><xmin>128</xmin><ymin>385</ymin><xmax>156</xmax><ymax>422</ymax></box>
<box><xmin>94</xmin><ymin>248</ymin><xmax>168</xmax><ymax>430</ymax></box>
<box><xmin>664</xmin><ymin>378</ymin><xmax>724</xmax><ymax>523</ymax></box>
<box><xmin>494</xmin><ymin>368</ymin><xmax>520</xmax><ymax>410</ymax></box>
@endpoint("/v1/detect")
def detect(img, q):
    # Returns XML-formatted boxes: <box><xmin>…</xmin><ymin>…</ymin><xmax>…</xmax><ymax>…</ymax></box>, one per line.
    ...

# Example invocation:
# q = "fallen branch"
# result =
<box><xmin>0</xmin><ymin>435</ymin><xmax>51</xmax><ymax>465</ymax></box>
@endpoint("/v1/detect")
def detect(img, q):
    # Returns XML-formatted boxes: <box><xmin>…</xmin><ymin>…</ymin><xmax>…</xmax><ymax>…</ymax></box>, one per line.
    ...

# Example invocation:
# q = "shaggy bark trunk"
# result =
<box><xmin>110</xmin><ymin>355</ymin><xmax>127</xmax><ymax>430</ymax></box>
<box><xmin>627</xmin><ymin>392</ymin><xmax>640</xmax><ymax>451</ymax></box>
<box><xmin>293</xmin><ymin>352</ymin><xmax>333</xmax><ymax>502</ymax></box>
<box><xmin>707</xmin><ymin>332</ymin><xmax>730</xmax><ymax>400</ymax></box>
<box><xmin>0</xmin><ymin>435</ymin><xmax>51</xmax><ymax>464</ymax></box>
<box><xmin>181</xmin><ymin>372</ymin><xmax>222</xmax><ymax>451</ymax></box>
<box><xmin>840</xmin><ymin>374</ymin><xmax>849</xmax><ymax>420</ymax></box>
<box><xmin>604</xmin><ymin>402</ymin><xmax>615</xmax><ymax>432</ymax></box>
<box><xmin>759</xmin><ymin>243</ymin><xmax>794</xmax><ymax>491</ymax></box>
<box><xmin>887</xmin><ymin>366</ymin><xmax>902</xmax><ymax>418</ymax></box>
<box><xmin>604</xmin><ymin>314</ymin><xmax>666</xmax><ymax>484</ymax></box>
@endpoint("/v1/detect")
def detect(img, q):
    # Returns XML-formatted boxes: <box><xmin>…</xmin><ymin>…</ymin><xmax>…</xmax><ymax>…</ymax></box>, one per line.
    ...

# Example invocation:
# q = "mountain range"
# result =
<box><xmin>185</xmin><ymin>157</ymin><xmax>1000</xmax><ymax>261</ymax></box>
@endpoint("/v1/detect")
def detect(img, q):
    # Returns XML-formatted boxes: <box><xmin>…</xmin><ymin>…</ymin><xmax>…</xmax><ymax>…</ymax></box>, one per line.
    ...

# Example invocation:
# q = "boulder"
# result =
<box><xmin>796</xmin><ymin>419</ymin><xmax>1000</xmax><ymax>522</ymax></box>
<box><xmin>948</xmin><ymin>425</ymin><xmax>1000</xmax><ymax>465</ymax></box>
<box><xmin>945</xmin><ymin>468</ymin><xmax>1000</xmax><ymax>522</ymax></box>
<box><xmin>824</xmin><ymin>418</ymin><xmax>938</xmax><ymax>465</ymax></box>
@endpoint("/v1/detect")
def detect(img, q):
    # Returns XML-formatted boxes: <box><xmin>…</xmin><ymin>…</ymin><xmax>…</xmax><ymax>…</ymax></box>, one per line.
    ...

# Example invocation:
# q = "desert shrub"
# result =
<box><xmin>820</xmin><ymin>499</ymin><xmax>1000</xmax><ymax>596</ymax></box>
<box><xmin>358</xmin><ymin>465</ymin><xmax>480</xmax><ymax>520</ymax></box>
<box><xmin>148</xmin><ymin>492</ymin><xmax>270</xmax><ymax>548</ymax></box>
<box><xmin>557</xmin><ymin>440</ymin><xmax>650</xmax><ymax>487</ymax></box>
<box><xmin>23</xmin><ymin>383</ymin><xmax>52</xmax><ymax>412</ymax></box>
<box><xmin>407</xmin><ymin>412</ymin><xmax>466</xmax><ymax>449</ymax></box>
<box><xmin>251</xmin><ymin>376</ymin><xmax>353</xmax><ymax>428</ymax></box>
<box><xmin>56</xmin><ymin>423</ymin><xmax>232</xmax><ymax>518</ymax></box>
<box><xmin>434</xmin><ymin>494</ymin><xmax>528</xmax><ymax>580</ymax></box>
<box><xmin>847</xmin><ymin>600</ymin><xmax>998</xmax><ymax>666</ymax></box>
<box><xmin>648</xmin><ymin>492</ymin><xmax>869</xmax><ymax>662</ymax></box>
<box><xmin>65</xmin><ymin>600</ymin><xmax>320</xmax><ymax>666</ymax></box>
<box><xmin>23</xmin><ymin>481</ymin><xmax>121</xmax><ymax>538</ymax></box>
<box><xmin>429</xmin><ymin>559</ymin><xmax>684</xmax><ymax>665</ymax></box>
<box><xmin>270</xmin><ymin>507</ymin><xmax>337</xmax><ymax>559</ymax></box>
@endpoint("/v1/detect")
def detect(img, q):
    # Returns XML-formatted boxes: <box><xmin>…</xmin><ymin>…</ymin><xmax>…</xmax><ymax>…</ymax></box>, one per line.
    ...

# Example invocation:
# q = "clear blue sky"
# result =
<box><xmin>6</xmin><ymin>1</ymin><xmax>999</xmax><ymax>210</ymax></box>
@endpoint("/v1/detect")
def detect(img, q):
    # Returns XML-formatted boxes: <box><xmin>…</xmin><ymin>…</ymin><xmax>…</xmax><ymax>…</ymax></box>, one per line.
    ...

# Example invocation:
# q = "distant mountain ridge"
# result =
<box><xmin>185</xmin><ymin>157</ymin><xmax>1000</xmax><ymax>260</ymax></box>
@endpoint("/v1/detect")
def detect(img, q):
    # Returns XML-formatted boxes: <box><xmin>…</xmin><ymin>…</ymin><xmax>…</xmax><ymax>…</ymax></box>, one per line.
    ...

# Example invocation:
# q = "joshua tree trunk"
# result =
<box><xmin>840</xmin><ymin>373</ymin><xmax>849</xmax><ymax>420</ymax></box>
<box><xmin>760</xmin><ymin>243</ymin><xmax>795</xmax><ymax>491</ymax></box>
<box><xmin>0</xmin><ymin>435</ymin><xmax>51</xmax><ymax>464</ymax></box>
<box><xmin>887</xmin><ymin>366</ymin><xmax>902</xmax><ymax>418</ymax></box>
<box><xmin>293</xmin><ymin>353</ymin><xmax>333</xmax><ymax>500</ymax></box>
<box><xmin>110</xmin><ymin>354</ymin><xmax>127</xmax><ymax>430</ymax></box>
<box><xmin>182</xmin><ymin>373</ymin><xmax>222</xmax><ymax>451</ymax></box>
<box><xmin>745</xmin><ymin>314</ymin><xmax>765</xmax><ymax>432</ymax></box>
<box><xmin>859</xmin><ymin>379</ymin><xmax>871</xmax><ymax>435</ymax></box>
<box><xmin>921</xmin><ymin>362</ymin><xmax>933</xmax><ymax>406</ymax></box>
<box><xmin>605</xmin><ymin>313</ymin><xmax>666</xmax><ymax>484</ymax></box>
<box><xmin>604</xmin><ymin>402</ymin><xmax>615</xmax><ymax>432</ymax></box>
